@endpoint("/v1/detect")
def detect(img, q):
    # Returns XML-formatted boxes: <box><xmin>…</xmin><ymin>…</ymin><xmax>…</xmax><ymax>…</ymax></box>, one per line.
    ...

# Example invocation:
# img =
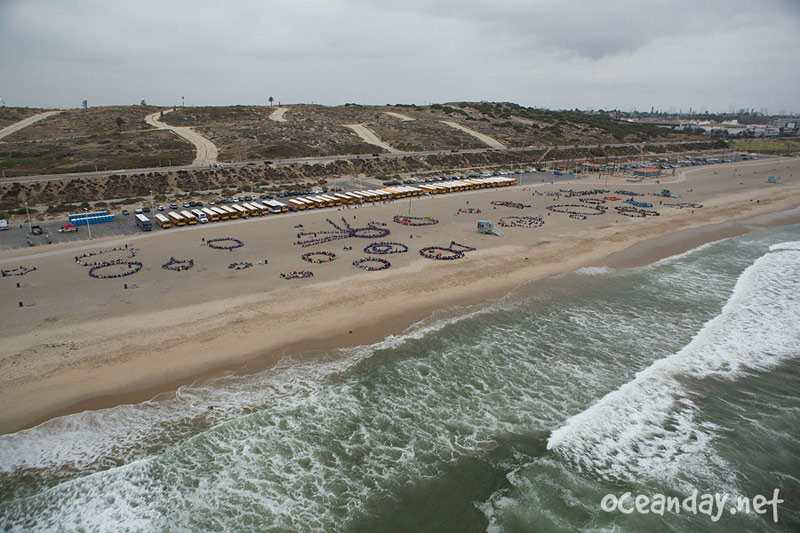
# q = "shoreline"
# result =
<box><xmin>2</xmin><ymin>158</ymin><xmax>799</xmax><ymax>434</ymax></box>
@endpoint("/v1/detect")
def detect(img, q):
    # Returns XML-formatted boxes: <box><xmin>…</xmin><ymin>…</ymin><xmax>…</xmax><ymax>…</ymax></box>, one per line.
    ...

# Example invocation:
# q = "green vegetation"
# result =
<box><xmin>731</xmin><ymin>139</ymin><xmax>800</xmax><ymax>153</ymax></box>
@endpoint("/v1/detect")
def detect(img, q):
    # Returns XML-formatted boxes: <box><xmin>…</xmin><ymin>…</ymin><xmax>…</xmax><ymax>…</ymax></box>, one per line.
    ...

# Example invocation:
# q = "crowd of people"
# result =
<box><xmin>664</xmin><ymin>202</ymin><xmax>703</xmax><ymax>209</ymax></box>
<box><xmin>490</xmin><ymin>201</ymin><xmax>530</xmax><ymax>209</ymax></box>
<box><xmin>1</xmin><ymin>266</ymin><xmax>36</xmax><ymax>277</ymax></box>
<box><xmin>75</xmin><ymin>246</ymin><xmax>136</xmax><ymax>266</ymax></box>
<box><xmin>615</xmin><ymin>190</ymin><xmax>644</xmax><ymax>197</ymax></box>
<box><xmin>88</xmin><ymin>260</ymin><xmax>142</xmax><ymax>279</ymax></box>
<box><xmin>420</xmin><ymin>241</ymin><xmax>476</xmax><ymax>260</ymax></box>
<box><xmin>615</xmin><ymin>205</ymin><xmax>660</xmax><ymax>218</ymax></box>
<box><xmin>353</xmin><ymin>257</ymin><xmax>391</xmax><ymax>271</ymax></box>
<box><xmin>393</xmin><ymin>215</ymin><xmax>439</xmax><ymax>226</ymax></box>
<box><xmin>301</xmin><ymin>251</ymin><xmax>337</xmax><ymax>263</ymax></box>
<box><xmin>559</xmin><ymin>189</ymin><xmax>609</xmax><ymax>197</ymax></box>
<box><xmin>546</xmin><ymin>204</ymin><xmax>607</xmax><ymax>216</ymax></box>
<box><xmin>162</xmin><ymin>257</ymin><xmax>195</xmax><ymax>271</ymax></box>
<box><xmin>281</xmin><ymin>270</ymin><xmax>314</xmax><ymax>279</ymax></box>
<box><xmin>363</xmin><ymin>241</ymin><xmax>409</xmax><ymax>255</ymax></box>
<box><xmin>228</xmin><ymin>261</ymin><xmax>253</xmax><ymax>270</ymax></box>
<box><xmin>456</xmin><ymin>208</ymin><xmax>481</xmax><ymax>215</ymax></box>
<box><xmin>295</xmin><ymin>217</ymin><xmax>391</xmax><ymax>247</ymax></box>
<box><xmin>498</xmin><ymin>216</ymin><xmax>544</xmax><ymax>228</ymax></box>
<box><xmin>207</xmin><ymin>238</ymin><xmax>244</xmax><ymax>250</ymax></box>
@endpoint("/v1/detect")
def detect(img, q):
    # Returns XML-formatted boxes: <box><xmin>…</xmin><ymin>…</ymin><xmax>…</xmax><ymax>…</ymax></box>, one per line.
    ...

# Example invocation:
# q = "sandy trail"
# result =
<box><xmin>0</xmin><ymin>110</ymin><xmax>62</xmax><ymax>140</ymax></box>
<box><xmin>344</xmin><ymin>123</ymin><xmax>401</xmax><ymax>153</ymax></box>
<box><xmin>145</xmin><ymin>109</ymin><xmax>218</xmax><ymax>166</ymax></box>
<box><xmin>440</xmin><ymin>120</ymin><xmax>506</xmax><ymax>149</ymax></box>
<box><xmin>269</xmin><ymin>107</ymin><xmax>289</xmax><ymax>122</ymax></box>
<box><xmin>383</xmin><ymin>111</ymin><xmax>415</xmax><ymax>122</ymax></box>
<box><xmin>511</xmin><ymin>116</ymin><xmax>535</xmax><ymax>126</ymax></box>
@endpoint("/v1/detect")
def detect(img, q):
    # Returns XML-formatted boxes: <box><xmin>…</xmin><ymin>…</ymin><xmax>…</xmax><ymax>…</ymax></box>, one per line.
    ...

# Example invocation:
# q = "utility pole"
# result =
<box><xmin>25</xmin><ymin>202</ymin><xmax>32</xmax><ymax>233</ymax></box>
<box><xmin>84</xmin><ymin>207</ymin><xmax>92</xmax><ymax>240</ymax></box>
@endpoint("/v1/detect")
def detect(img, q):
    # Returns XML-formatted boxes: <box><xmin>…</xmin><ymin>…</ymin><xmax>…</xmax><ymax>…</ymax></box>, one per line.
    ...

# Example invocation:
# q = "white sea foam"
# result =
<box><xmin>576</xmin><ymin>266</ymin><xmax>615</xmax><ymax>276</ymax></box>
<box><xmin>547</xmin><ymin>241</ymin><xmax>800</xmax><ymax>491</ymax></box>
<box><xmin>646</xmin><ymin>237</ymin><xmax>730</xmax><ymax>268</ymax></box>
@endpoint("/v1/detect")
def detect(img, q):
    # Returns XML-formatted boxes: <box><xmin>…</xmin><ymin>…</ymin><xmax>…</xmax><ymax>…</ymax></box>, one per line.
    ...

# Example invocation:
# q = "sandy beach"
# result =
<box><xmin>1</xmin><ymin>157</ymin><xmax>799</xmax><ymax>434</ymax></box>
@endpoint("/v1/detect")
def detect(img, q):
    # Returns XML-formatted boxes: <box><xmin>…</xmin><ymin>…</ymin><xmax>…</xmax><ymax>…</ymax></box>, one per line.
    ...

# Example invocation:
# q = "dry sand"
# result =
<box><xmin>343</xmin><ymin>123</ymin><xmax>401</xmax><ymax>153</ymax></box>
<box><xmin>1</xmin><ymin>157</ymin><xmax>799</xmax><ymax>433</ymax></box>
<box><xmin>383</xmin><ymin>111</ymin><xmax>415</xmax><ymax>122</ymax></box>
<box><xmin>440</xmin><ymin>120</ymin><xmax>507</xmax><ymax>149</ymax></box>
<box><xmin>269</xmin><ymin>107</ymin><xmax>289</xmax><ymax>122</ymax></box>
<box><xmin>0</xmin><ymin>110</ymin><xmax>62</xmax><ymax>141</ymax></box>
<box><xmin>145</xmin><ymin>109</ymin><xmax>219</xmax><ymax>166</ymax></box>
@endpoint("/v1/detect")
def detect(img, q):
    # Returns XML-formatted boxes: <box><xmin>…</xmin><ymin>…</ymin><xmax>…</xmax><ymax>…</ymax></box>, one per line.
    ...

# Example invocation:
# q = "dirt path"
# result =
<box><xmin>344</xmin><ymin>123</ymin><xmax>401</xmax><ymax>153</ymax></box>
<box><xmin>269</xmin><ymin>107</ymin><xmax>289</xmax><ymax>122</ymax></box>
<box><xmin>383</xmin><ymin>111</ymin><xmax>415</xmax><ymax>122</ymax></box>
<box><xmin>0</xmin><ymin>110</ymin><xmax>62</xmax><ymax>141</ymax></box>
<box><xmin>145</xmin><ymin>109</ymin><xmax>218</xmax><ymax>166</ymax></box>
<box><xmin>439</xmin><ymin>120</ymin><xmax>506</xmax><ymax>149</ymax></box>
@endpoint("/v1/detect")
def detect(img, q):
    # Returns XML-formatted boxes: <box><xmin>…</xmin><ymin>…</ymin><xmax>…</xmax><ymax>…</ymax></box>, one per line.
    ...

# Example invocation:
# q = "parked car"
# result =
<box><xmin>31</xmin><ymin>225</ymin><xmax>43</xmax><ymax>235</ymax></box>
<box><xmin>182</xmin><ymin>202</ymin><xmax>191</xmax><ymax>208</ymax></box>
<box><xmin>122</xmin><ymin>209</ymin><xmax>130</xmax><ymax>215</ymax></box>
<box><xmin>169</xmin><ymin>203</ymin><xmax>179</xmax><ymax>209</ymax></box>
<box><xmin>196</xmin><ymin>201</ymin><xmax>203</xmax><ymax>207</ymax></box>
<box><xmin>264</xmin><ymin>161</ymin><xmax>273</xmax><ymax>165</ymax></box>
<box><xmin>142</xmin><ymin>207</ymin><xmax>150</xmax><ymax>213</ymax></box>
<box><xmin>134</xmin><ymin>208</ymin><xmax>143</xmax><ymax>214</ymax></box>
<box><xmin>58</xmin><ymin>223</ymin><xmax>77</xmax><ymax>233</ymax></box>
<box><xmin>157</xmin><ymin>205</ymin><xmax>165</xmax><ymax>211</ymax></box>
<box><xmin>288</xmin><ymin>206</ymin><xmax>299</xmax><ymax>212</ymax></box>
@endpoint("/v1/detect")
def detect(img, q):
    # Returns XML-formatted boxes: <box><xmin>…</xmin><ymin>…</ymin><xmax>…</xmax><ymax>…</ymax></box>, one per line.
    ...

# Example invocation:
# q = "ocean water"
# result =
<box><xmin>1</xmin><ymin>224</ymin><xmax>799</xmax><ymax>532</ymax></box>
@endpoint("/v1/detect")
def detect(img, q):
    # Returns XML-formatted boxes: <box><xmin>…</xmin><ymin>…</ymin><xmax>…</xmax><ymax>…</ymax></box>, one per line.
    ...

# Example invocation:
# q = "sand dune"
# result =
<box><xmin>0</xmin><ymin>110</ymin><xmax>62</xmax><ymax>140</ymax></box>
<box><xmin>145</xmin><ymin>109</ymin><xmax>218</xmax><ymax>166</ymax></box>
<box><xmin>344</xmin><ymin>123</ymin><xmax>401</xmax><ymax>153</ymax></box>
<box><xmin>269</xmin><ymin>107</ymin><xmax>289</xmax><ymax>122</ymax></box>
<box><xmin>439</xmin><ymin>120</ymin><xmax>506</xmax><ymax>149</ymax></box>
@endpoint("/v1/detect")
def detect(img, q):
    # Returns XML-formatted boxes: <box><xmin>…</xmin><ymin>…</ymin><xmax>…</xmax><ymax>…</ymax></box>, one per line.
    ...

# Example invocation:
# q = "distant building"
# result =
<box><xmin>633</xmin><ymin>167</ymin><xmax>661</xmax><ymax>178</ymax></box>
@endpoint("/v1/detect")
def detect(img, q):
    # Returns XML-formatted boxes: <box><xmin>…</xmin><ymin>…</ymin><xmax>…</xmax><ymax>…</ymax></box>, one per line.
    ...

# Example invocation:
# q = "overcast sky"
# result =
<box><xmin>1</xmin><ymin>0</ymin><xmax>799</xmax><ymax>113</ymax></box>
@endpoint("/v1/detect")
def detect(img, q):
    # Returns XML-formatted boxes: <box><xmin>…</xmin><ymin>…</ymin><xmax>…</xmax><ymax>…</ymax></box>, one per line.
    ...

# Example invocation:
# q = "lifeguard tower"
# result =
<box><xmin>478</xmin><ymin>220</ymin><xmax>504</xmax><ymax>237</ymax></box>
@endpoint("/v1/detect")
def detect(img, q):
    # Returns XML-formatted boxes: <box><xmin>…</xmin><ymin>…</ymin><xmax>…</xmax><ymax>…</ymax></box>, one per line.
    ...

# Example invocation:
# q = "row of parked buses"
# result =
<box><xmin>137</xmin><ymin>176</ymin><xmax>517</xmax><ymax>230</ymax></box>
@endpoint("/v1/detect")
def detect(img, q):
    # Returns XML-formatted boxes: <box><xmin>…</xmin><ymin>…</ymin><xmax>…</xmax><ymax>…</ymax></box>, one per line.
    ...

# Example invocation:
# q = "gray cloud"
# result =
<box><xmin>1</xmin><ymin>0</ymin><xmax>798</xmax><ymax>113</ymax></box>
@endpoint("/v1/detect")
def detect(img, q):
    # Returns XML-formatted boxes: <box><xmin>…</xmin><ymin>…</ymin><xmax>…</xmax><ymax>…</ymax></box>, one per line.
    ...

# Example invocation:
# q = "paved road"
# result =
<box><xmin>0</xmin><ymin>110</ymin><xmax>62</xmax><ymax>141</ymax></box>
<box><xmin>145</xmin><ymin>109</ymin><xmax>219</xmax><ymax>166</ymax></box>
<box><xmin>0</xmin><ymin>140</ymin><xmax>732</xmax><ymax>185</ymax></box>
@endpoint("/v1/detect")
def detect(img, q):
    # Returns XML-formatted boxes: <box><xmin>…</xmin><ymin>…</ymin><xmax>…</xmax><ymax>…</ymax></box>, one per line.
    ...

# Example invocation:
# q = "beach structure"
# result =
<box><xmin>68</xmin><ymin>210</ymin><xmax>114</xmax><ymax>226</ymax></box>
<box><xmin>633</xmin><ymin>167</ymin><xmax>661</xmax><ymax>178</ymax></box>
<box><xmin>477</xmin><ymin>220</ymin><xmax>504</xmax><ymax>237</ymax></box>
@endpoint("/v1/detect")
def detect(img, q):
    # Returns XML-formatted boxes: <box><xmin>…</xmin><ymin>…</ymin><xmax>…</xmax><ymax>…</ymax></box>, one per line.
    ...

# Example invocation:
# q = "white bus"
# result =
<box><xmin>191</xmin><ymin>208</ymin><xmax>209</xmax><ymax>223</ymax></box>
<box><xmin>135</xmin><ymin>214</ymin><xmax>152</xmax><ymax>231</ymax></box>
<box><xmin>180</xmin><ymin>210</ymin><xmax>198</xmax><ymax>225</ymax></box>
